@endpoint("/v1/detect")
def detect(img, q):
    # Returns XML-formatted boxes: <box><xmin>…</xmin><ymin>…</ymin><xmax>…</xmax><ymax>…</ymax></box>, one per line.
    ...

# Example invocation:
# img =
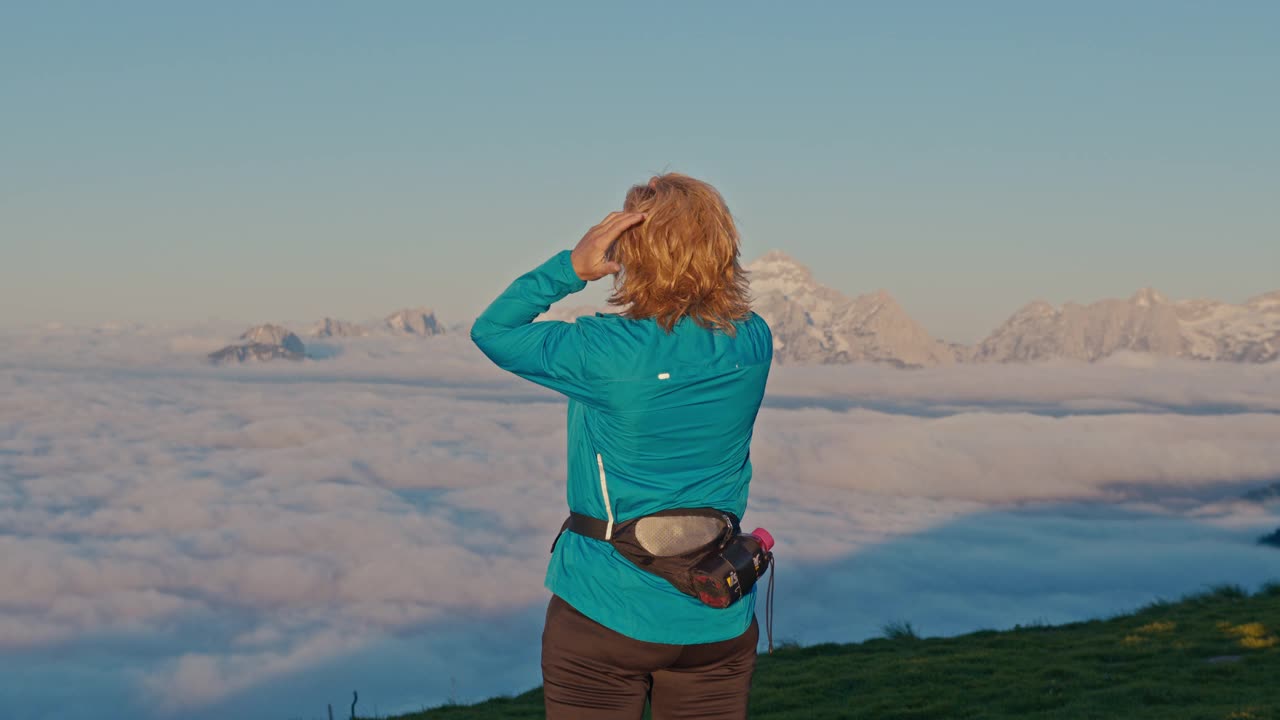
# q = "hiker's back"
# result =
<box><xmin>573</xmin><ymin>311</ymin><xmax>773</xmax><ymax>521</ymax></box>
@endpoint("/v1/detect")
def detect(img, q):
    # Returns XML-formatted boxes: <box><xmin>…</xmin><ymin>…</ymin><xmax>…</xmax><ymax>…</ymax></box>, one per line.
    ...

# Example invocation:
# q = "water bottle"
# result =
<box><xmin>690</xmin><ymin>528</ymin><xmax>774</xmax><ymax>609</ymax></box>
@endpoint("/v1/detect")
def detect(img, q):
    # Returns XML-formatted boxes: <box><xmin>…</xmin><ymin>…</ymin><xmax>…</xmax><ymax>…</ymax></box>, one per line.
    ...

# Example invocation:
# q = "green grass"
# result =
<box><xmin>357</xmin><ymin>583</ymin><xmax>1280</xmax><ymax>720</ymax></box>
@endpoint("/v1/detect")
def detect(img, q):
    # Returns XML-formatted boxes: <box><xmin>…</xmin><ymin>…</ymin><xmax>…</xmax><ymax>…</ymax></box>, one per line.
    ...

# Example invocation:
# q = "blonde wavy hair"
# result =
<box><xmin>605</xmin><ymin>173</ymin><xmax>752</xmax><ymax>335</ymax></box>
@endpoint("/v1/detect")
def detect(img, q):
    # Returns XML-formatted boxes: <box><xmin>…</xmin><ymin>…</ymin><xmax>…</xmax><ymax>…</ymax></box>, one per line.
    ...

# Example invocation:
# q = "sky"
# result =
<box><xmin>2</xmin><ymin>1</ymin><xmax>1278</xmax><ymax>342</ymax></box>
<box><xmin>1</xmin><ymin>325</ymin><xmax>1278</xmax><ymax>719</ymax></box>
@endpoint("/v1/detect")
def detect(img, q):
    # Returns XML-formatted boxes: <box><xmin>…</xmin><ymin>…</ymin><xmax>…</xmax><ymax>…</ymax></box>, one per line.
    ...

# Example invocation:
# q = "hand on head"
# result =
<box><xmin>571</xmin><ymin>211</ymin><xmax>646</xmax><ymax>282</ymax></box>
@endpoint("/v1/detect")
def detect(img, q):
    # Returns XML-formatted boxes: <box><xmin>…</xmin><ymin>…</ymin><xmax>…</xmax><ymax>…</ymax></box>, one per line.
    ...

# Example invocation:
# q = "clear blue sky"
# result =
<box><xmin>2</xmin><ymin>1</ymin><xmax>1277</xmax><ymax>342</ymax></box>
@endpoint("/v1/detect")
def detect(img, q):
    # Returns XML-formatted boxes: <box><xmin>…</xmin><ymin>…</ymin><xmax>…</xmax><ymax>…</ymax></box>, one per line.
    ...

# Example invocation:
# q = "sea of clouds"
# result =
<box><xmin>1</xmin><ymin>322</ymin><xmax>1278</xmax><ymax>720</ymax></box>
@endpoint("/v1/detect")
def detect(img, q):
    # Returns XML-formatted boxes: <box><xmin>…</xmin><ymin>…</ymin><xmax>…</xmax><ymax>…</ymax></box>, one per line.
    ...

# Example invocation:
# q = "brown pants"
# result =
<box><xmin>541</xmin><ymin>594</ymin><xmax>758</xmax><ymax>719</ymax></box>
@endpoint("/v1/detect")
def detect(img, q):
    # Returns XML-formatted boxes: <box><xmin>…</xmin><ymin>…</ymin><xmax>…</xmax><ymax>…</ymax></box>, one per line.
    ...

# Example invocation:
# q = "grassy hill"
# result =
<box><xmin>358</xmin><ymin>583</ymin><xmax>1280</xmax><ymax>720</ymax></box>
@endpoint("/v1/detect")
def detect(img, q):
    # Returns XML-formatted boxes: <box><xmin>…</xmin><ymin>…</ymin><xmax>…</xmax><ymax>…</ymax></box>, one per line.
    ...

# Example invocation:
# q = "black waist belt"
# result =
<box><xmin>563</xmin><ymin>511</ymin><xmax>611</xmax><ymax>543</ymax></box>
<box><xmin>551</xmin><ymin>509</ymin><xmax>740</xmax><ymax>552</ymax></box>
<box><xmin>547</xmin><ymin>513</ymin><xmax>597</xmax><ymax>554</ymax></box>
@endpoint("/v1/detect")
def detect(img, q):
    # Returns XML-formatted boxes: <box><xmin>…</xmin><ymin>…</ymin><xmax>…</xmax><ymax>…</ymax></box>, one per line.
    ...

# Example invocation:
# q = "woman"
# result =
<box><xmin>471</xmin><ymin>173</ymin><xmax>773</xmax><ymax>720</ymax></box>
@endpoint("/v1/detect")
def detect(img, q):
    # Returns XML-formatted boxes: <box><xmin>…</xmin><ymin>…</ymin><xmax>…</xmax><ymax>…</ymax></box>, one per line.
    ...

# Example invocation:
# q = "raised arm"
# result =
<box><xmin>470</xmin><ymin>211</ymin><xmax>645</xmax><ymax>403</ymax></box>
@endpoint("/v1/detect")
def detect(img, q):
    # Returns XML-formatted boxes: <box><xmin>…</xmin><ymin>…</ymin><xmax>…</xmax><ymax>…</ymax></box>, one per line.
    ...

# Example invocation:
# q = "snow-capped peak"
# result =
<box><xmin>384</xmin><ymin>308</ymin><xmax>444</xmax><ymax>336</ymax></box>
<box><xmin>1019</xmin><ymin>300</ymin><xmax>1058</xmax><ymax>317</ymax></box>
<box><xmin>749</xmin><ymin>249</ymin><xmax>809</xmax><ymax>270</ymax></box>
<box><xmin>1129</xmin><ymin>287</ymin><xmax>1168</xmax><ymax>308</ymax></box>
<box><xmin>309</xmin><ymin>317</ymin><xmax>368</xmax><ymax>338</ymax></box>
<box><xmin>746</xmin><ymin>250</ymin><xmax>817</xmax><ymax>297</ymax></box>
<box><xmin>239</xmin><ymin>324</ymin><xmax>305</xmax><ymax>353</ymax></box>
<box><xmin>743</xmin><ymin>250</ymin><xmax>955</xmax><ymax>367</ymax></box>
<box><xmin>208</xmin><ymin>323</ymin><xmax>307</xmax><ymax>364</ymax></box>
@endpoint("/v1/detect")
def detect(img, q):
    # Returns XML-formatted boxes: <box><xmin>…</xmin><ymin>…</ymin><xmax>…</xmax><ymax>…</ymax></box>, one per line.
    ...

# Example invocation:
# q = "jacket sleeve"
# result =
<box><xmin>470</xmin><ymin>250</ymin><xmax>598</xmax><ymax>404</ymax></box>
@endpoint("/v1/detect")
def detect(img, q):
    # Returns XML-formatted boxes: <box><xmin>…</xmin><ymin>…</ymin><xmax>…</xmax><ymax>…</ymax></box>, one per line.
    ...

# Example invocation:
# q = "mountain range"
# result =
<box><xmin>970</xmin><ymin>287</ymin><xmax>1280</xmax><ymax>365</ymax></box>
<box><xmin>207</xmin><ymin>308</ymin><xmax>446</xmax><ymax>363</ymax></box>
<box><xmin>206</xmin><ymin>253</ymin><xmax>1278</xmax><ymax>367</ymax></box>
<box><xmin>535</xmin><ymin>251</ymin><xmax>1278</xmax><ymax>367</ymax></box>
<box><xmin>750</xmin><ymin>252</ymin><xmax>1278</xmax><ymax>366</ymax></box>
<box><xmin>310</xmin><ymin>308</ymin><xmax>446</xmax><ymax>338</ymax></box>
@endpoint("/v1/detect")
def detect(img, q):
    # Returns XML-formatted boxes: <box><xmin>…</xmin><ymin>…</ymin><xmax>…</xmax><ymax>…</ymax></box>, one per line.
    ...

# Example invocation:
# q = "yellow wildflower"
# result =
<box><xmin>1229</xmin><ymin>623</ymin><xmax>1268</xmax><ymax>639</ymax></box>
<box><xmin>1215</xmin><ymin>622</ymin><xmax>1277</xmax><ymax>649</ymax></box>
<box><xmin>1239</xmin><ymin>636</ymin><xmax>1278</xmax><ymax>650</ymax></box>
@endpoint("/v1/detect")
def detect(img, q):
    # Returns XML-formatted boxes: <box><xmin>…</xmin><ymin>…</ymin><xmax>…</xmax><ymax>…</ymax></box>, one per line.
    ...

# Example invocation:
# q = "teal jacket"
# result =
<box><xmin>471</xmin><ymin>250</ymin><xmax>773</xmax><ymax>644</ymax></box>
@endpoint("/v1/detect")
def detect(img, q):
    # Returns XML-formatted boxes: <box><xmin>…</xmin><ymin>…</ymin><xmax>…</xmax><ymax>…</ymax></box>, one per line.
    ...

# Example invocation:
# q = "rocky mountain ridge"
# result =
<box><xmin>208</xmin><ymin>308</ymin><xmax>447</xmax><ymax>364</ymax></box>
<box><xmin>202</xmin><ymin>253</ymin><xmax>1277</xmax><ymax>367</ymax></box>
<box><xmin>747</xmin><ymin>251</ymin><xmax>962</xmax><ymax>368</ymax></box>
<box><xmin>976</xmin><ymin>287</ymin><xmax>1280</xmax><ymax>364</ymax></box>
<box><xmin>208</xmin><ymin>324</ymin><xmax>306</xmax><ymax>365</ymax></box>
<box><xmin>748</xmin><ymin>251</ymin><xmax>1277</xmax><ymax>366</ymax></box>
<box><xmin>527</xmin><ymin>251</ymin><xmax>1275</xmax><ymax>367</ymax></box>
<box><xmin>309</xmin><ymin>317</ymin><xmax>369</xmax><ymax>338</ymax></box>
<box><xmin>382</xmin><ymin>307</ymin><xmax>444</xmax><ymax>336</ymax></box>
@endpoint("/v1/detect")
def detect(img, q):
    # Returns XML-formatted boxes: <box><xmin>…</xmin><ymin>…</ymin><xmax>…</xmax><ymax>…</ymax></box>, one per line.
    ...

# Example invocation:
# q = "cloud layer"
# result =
<box><xmin>1</xmin><ymin>326</ymin><xmax>1278</xmax><ymax>719</ymax></box>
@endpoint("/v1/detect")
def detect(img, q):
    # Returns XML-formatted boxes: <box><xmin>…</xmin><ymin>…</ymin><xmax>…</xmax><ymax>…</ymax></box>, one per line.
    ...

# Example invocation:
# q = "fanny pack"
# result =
<box><xmin>549</xmin><ymin>507</ymin><xmax>776</xmax><ymax>652</ymax></box>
